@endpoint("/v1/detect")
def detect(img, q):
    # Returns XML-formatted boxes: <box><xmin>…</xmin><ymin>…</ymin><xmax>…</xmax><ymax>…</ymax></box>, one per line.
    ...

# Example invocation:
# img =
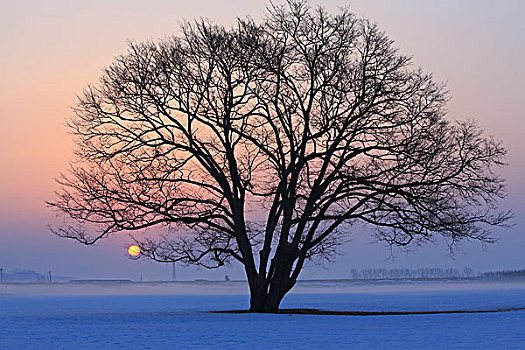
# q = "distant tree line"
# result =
<box><xmin>0</xmin><ymin>269</ymin><xmax>70</xmax><ymax>283</ymax></box>
<box><xmin>478</xmin><ymin>269</ymin><xmax>525</xmax><ymax>280</ymax></box>
<box><xmin>349</xmin><ymin>267</ymin><xmax>475</xmax><ymax>280</ymax></box>
<box><xmin>0</xmin><ymin>269</ymin><xmax>45</xmax><ymax>282</ymax></box>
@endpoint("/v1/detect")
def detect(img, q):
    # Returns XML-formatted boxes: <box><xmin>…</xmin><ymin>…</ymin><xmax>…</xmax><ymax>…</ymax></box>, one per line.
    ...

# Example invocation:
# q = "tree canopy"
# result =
<box><xmin>49</xmin><ymin>0</ymin><xmax>510</xmax><ymax>311</ymax></box>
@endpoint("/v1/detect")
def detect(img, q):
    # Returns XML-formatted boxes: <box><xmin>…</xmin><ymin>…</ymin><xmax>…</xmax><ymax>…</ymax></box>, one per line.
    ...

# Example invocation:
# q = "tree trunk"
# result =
<box><xmin>249</xmin><ymin>275</ymin><xmax>269</xmax><ymax>312</ymax></box>
<box><xmin>249</xmin><ymin>276</ymin><xmax>294</xmax><ymax>312</ymax></box>
<box><xmin>249</xmin><ymin>245</ymin><xmax>298</xmax><ymax>312</ymax></box>
<box><xmin>262</xmin><ymin>271</ymin><xmax>295</xmax><ymax>312</ymax></box>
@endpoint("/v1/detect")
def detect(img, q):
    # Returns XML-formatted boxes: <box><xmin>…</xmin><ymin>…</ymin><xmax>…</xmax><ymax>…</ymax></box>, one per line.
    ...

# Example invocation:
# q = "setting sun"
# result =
<box><xmin>128</xmin><ymin>245</ymin><xmax>141</xmax><ymax>257</ymax></box>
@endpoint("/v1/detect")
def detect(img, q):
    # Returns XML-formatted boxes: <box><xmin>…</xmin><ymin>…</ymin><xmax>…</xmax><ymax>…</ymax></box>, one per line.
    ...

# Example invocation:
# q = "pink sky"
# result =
<box><xmin>1</xmin><ymin>0</ymin><xmax>524</xmax><ymax>280</ymax></box>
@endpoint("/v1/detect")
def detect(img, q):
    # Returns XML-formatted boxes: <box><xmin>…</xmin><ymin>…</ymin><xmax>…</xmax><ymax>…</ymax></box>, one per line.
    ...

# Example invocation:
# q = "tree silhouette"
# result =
<box><xmin>48</xmin><ymin>0</ymin><xmax>510</xmax><ymax>311</ymax></box>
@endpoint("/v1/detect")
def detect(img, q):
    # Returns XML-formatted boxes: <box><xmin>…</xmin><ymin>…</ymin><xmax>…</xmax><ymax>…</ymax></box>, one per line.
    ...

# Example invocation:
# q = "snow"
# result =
<box><xmin>1</xmin><ymin>280</ymin><xmax>524</xmax><ymax>349</ymax></box>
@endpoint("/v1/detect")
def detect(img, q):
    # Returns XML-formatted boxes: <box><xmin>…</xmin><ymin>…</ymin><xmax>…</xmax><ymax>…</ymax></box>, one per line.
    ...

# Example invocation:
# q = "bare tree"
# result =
<box><xmin>48</xmin><ymin>0</ymin><xmax>510</xmax><ymax>312</ymax></box>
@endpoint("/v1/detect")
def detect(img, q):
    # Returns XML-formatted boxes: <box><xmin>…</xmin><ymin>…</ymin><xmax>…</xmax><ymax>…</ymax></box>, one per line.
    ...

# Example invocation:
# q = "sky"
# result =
<box><xmin>1</xmin><ymin>0</ymin><xmax>524</xmax><ymax>281</ymax></box>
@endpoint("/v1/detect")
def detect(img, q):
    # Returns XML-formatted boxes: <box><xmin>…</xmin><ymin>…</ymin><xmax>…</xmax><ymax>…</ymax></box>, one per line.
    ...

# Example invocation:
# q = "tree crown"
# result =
<box><xmin>49</xmin><ymin>0</ymin><xmax>509</xmax><ymax>278</ymax></box>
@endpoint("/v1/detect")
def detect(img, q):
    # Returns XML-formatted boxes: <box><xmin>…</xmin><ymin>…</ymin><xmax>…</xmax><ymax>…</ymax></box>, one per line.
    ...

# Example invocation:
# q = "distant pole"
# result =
<box><xmin>48</xmin><ymin>271</ymin><xmax>52</xmax><ymax>283</ymax></box>
<box><xmin>171</xmin><ymin>262</ymin><xmax>176</xmax><ymax>282</ymax></box>
<box><xmin>0</xmin><ymin>268</ymin><xmax>3</xmax><ymax>284</ymax></box>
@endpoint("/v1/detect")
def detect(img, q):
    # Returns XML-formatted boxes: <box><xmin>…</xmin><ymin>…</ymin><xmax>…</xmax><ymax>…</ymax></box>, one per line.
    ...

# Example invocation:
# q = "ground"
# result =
<box><xmin>1</xmin><ymin>280</ymin><xmax>524</xmax><ymax>349</ymax></box>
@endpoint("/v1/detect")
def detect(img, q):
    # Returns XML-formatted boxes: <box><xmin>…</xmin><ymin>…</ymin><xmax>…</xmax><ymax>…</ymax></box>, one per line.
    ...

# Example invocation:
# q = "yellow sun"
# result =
<box><xmin>128</xmin><ymin>245</ymin><xmax>141</xmax><ymax>257</ymax></box>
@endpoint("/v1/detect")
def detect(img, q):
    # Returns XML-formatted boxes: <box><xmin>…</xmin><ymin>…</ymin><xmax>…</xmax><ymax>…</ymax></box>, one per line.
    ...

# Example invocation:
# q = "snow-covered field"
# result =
<box><xmin>1</xmin><ymin>280</ymin><xmax>524</xmax><ymax>349</ymax></box>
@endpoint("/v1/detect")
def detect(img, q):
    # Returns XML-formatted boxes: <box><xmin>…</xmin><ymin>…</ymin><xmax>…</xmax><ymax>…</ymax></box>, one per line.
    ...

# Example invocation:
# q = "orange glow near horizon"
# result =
<box><xmin>128</xmin><ymin>245</ymin><xmax>141</xmax><ymax>257</ymax></box>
